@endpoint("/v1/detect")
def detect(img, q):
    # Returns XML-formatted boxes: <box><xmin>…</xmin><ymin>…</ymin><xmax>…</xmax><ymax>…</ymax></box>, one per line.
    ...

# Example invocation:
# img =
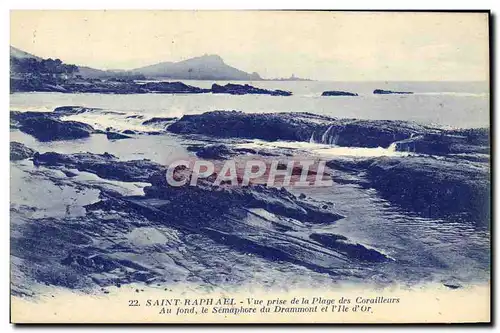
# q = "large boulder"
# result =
<box><xmin>168</xmin><ymin>111</ymin><xmax>332</xmax><ymax>142</ymax></box>
<box><xmin>187</xmin><ymin>144</ymin><xmax>236</xmax><ymax>160</ymax></box>
<box><xmin>33</xmin><ymin>152</ymin><xmax>165</xmax><ymax>183</ymax></box>
<box><xmin>167</xmin><ymin>111</ymin><xmax>439</xmax><ymax>148</ymax></box>
<box><xmin>14</xmin><ymin>113</ymin><xmax>94</xmax><ymax>142</ymax></box>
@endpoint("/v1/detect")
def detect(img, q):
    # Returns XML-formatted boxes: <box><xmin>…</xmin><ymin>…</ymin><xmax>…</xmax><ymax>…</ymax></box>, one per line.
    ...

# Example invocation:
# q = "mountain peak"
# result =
<box><xmin>192</xmin><ymin>54</ymin><xmax>225</xmax><ymax>63</ymax></box>
<box><xmin>135</xmin><ymin>54</ymin><xmax>260</xmax><ymax>80</ymax></box>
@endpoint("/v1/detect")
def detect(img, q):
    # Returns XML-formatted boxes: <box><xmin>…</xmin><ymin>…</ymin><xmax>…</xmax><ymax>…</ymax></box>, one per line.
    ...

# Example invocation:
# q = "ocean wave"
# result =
<box><xmin>236</xmin><ymin>140</ymin><xmax>410</xmax><ymax>158</ymax></box>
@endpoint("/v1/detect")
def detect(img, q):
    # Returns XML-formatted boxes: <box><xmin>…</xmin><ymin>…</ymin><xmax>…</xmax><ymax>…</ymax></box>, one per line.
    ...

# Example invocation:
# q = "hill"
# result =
<box><xmin>133</xmin><ymin>54</ymin><xmax>262</xmax><ymax>80</ymax></box>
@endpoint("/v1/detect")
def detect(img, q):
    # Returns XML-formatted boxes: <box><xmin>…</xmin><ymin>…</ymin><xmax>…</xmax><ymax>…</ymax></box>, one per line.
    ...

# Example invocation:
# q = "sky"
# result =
<box><xmin>10</xmin><ymin>10</ymin><xmax>489</xmax><ymax>81</ymax></box>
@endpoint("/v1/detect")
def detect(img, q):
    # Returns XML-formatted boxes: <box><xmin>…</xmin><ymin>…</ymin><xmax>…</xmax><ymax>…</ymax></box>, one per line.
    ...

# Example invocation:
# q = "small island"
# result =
<box><xmin>322</xmin><ymin>90</ymin><xmax>358</xmax><ymax>97</ymax></box>
<box><xmin>373</xmin><ymin>89</ymin><xmax>413</xmax><ymax>95</ymax></box>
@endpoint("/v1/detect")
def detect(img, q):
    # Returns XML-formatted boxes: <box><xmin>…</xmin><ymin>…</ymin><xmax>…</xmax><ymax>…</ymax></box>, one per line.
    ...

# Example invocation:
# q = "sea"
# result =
<box><xmin>10</xmin><ymin>80</ymin><xmax>490</xmax><ymax>129</ymax></box>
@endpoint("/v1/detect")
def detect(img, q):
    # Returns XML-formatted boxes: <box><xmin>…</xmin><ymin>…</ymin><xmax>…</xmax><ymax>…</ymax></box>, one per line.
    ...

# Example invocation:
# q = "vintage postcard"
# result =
<box><xmin>9</xmin><ymin>10</ymin><xmax>491</xmax><ymax>323</ymax></box>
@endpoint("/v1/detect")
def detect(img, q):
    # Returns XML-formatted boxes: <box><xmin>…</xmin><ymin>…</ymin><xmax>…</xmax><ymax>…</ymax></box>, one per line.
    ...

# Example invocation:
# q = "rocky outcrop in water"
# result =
<box><xmin>11</xmin><ymin>111</ymin><xmax>94</xmax><ymax>142</ymax></box>
<box><xmin>106</xmin><ymin>132</ymin><xmax>132</xmax><ymax>140</ymax></box>
<box><xmin>187</xmin><ymin>144</ymin><xmax>236</xmax><ymax>160</ymax></box>
<box><xmin>168</xmin><ymin>111</ymin><xmax>332</xmax><ymax>142</ymax></box>
<box><xmin>211</xmin><ymin>83</ymin><xmax>292</xmax><ymax>96</ymax></box>
<box><xmin>11</xmin><ymin>78</ymin><xmax>211</xmax><ymax>94</ymax></box>
<box><xmin>33</xmin><ymin>151</ymin><xmax>165</xmax><ymax>183</ymax></box>
<box><xmin>373</xmin><ymin>89</ymin><xmax>413</xmax><ymax>95</ymax></box>
<box><xmin>392</xmin><ymin>132</ymin><xmax>490</xmax><ymax>156</ymax></box>
<box><xmin>322</xmin><ymin>91</ymin><xmax>358</xmax><ymax>97</ymax></box>
<box><xmin>327</xmin><ymin>156</ymin><xmax>490</xmax><ymax>225</ymax></box>
<box><xmin>167</xmin><ymin>111</ymin><xmax>441</xmax><ymax>148</ymax></box>
<box><xmin>140</xmin><ymin>81</ymin><xmax>209</xmax><ymax>94</ymax></box>
<box><xmin>167</xmin><ymin>111</ymin><xmax>489</xmax><ymax>157</ymax></box>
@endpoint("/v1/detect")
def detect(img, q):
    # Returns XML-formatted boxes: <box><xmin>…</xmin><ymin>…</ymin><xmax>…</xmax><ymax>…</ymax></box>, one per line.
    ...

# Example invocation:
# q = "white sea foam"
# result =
<box><xmin>237</xmin><ymin>139</ymin><xmax>410</xmax><ymax>158</ymax></box>
<box><xmin>61</xmin><ymin>111</ymin><xmax>170</xmax><ymax>133</ymax></box>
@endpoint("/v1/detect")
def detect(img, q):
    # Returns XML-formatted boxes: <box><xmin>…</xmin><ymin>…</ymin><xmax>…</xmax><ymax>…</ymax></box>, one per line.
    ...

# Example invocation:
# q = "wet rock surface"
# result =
<box><xmin>327</xmin><ymin>156</ymin><xmax>490</xmax><ymax>225</ymax></box>
<box><xmin>187</xmin><ymin>144</ymin><xmax>236</xmax><ymax>160</ymax></box>
<box><xmin>168</xmin><ymin>111</ymin><xmax>488</xmax><ymax>155</ymax></box>
<box><xmin>11</xmin><ymin>111</ymin><xmax>94</xmax><ymax>142</ymax></box>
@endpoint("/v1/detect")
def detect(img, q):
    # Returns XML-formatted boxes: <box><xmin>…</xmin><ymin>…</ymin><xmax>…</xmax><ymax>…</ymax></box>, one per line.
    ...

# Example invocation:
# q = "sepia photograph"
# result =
<box><xmin>9</xmin><ymin>10</ymin><xmax>491</xmax><ymax>324</ymax></box>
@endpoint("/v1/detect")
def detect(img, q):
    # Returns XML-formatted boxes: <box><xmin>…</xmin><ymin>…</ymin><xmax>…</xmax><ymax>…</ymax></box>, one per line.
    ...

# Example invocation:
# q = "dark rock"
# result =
<box><xmin>373</xmin><ymin>89</ymin><xmax>413</xmax><ymax>95</ymax></box>
<box><xmin>11</xmin><ymin>76</ymin><xmax>212</xmax><ymax>94</ymax></box>
<box><xmin>10</xmin><ymin>142</ymin><xmax>36</xmax><ymax>161</ymax></box>
<box><xmin>106</xmin><ymin>132</ymin><xmax>132</xmax><ymax>140</ymax></box>
<box><xmin>443</xmin><ymin>283</ymin><xmax>462</xmax><ymax>290</ymax></box>
<box><xmin>211</xmin><ymin>83</ymin><xmax>292</xmax><ymax>96</ymax></box>
<box><xmin>350</xmin><ymin>156</ymin><xmax>489</xmax><ymax>225</ymax></box>
<box><xmin>310</xmin><ymin>233</ymin><xmax>390</xmax><ymax>262</ymax></box>
<box><xmin>62</xmin><ymin>81</ymin><xmax>148</xmax><ymax>94</ymax></box>
<box><xmin>33</xmin><ymin>152</ymin><xmax>166</xmax><ymax>183</ymax></box>
<box><xmin>122</xmin><ymin>130</ymin><xmax>136</xmax><ymax>135</ymax></box>
<box><xmin>169</xmin><ymin>111</ymin><xmax>489</xmax><ymax>157</ymax></box>
<box><xmin>13</xmin><ymin>112</ymin><xmax>94</xmax><ymax>142</ymax></box>
<box><xmin>169</xmin><ymin>111</ymin><xmax>335</xmax><ymax>142</ymax></box>
<box><xmin>142</xmin><ymin>117</ymin><xmax>178</xmax><ymax>126</ymax></box>
<box><xmin>392</xmin><ymin>132</ymin><xmax>489</xmax><ymax>156</ymax></box>
<box><xmin>168</xmin><ymin>111</ymin><xmax>439</xmax><ymax>148</ymax></box>
<box><xmin>187</xmin><ymin>144</ymin><xmax>235</xmax><ymax>160</ymax></box>
<box><xmin>322</xmin><ymin>91</ymin><xmax>358</xmax><ymax>96</ymax></box>
<box><xmin>140</xmin><ymin>81</ymin><xmax>209</xmax><ymax>94</ymax></box>
<box><xmin>447</xmin><ymin>128</ymin><xmax>490</xmax><ymax>146</ymax></box>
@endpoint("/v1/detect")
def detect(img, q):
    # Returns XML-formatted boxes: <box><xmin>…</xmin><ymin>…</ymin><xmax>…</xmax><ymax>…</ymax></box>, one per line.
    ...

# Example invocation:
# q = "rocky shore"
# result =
<box><xmin>10</xmin><ymin>107</ymin><xmax>490</xmax><ymax>294</ymax></box>
<box><xmin>211</xmin><ymin>83</ymin><xmax>292</xmax><ymax>96</ymax></box>
<box><xmin>11</xmin><ymin>78</ymin><xmax>293</xmax><ymax>96</ymax></box>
